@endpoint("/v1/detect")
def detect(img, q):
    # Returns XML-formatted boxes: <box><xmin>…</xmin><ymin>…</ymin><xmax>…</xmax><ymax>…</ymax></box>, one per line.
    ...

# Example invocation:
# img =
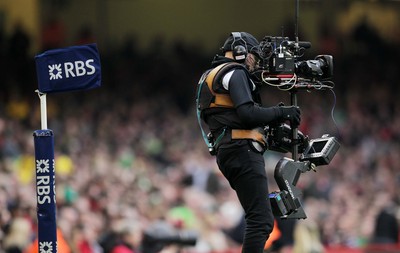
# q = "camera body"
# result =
<box><xmin>141</xmin><ymin>221</ymin><xmax>197</xmax><ymax>253</ymax></box>
<box><xmin>260</xmin><ymin>36</ymin><xmax>295</xmax><ymax>75</ymax></box>
<box><xmin>259</xmin><ymin>36</ymin><xmax>333</xmax><ymax>81</ymax></box>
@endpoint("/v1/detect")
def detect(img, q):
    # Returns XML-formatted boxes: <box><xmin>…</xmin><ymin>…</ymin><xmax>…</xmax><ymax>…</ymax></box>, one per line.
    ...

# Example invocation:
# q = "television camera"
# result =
<box><xmin>256</xmin><ymin>36</ymin><xmax>334</xmax><ymax>89</ymax></box>
<box><xmin>141</xmin><ymin>221</ymin><xmax>198</xmax><ymax>253</ymax></box>
<box><xmin>255</xmin><ymin>28</ymin><xmax>340</xmax><ymax>220</ymax></box>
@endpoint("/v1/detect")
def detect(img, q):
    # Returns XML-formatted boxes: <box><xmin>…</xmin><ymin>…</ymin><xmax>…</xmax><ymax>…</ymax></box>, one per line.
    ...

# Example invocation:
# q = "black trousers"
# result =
<box><xmin>217</xmin><ymin>141</ymin><xmax>274</xmax><ymax>253</ymax></box>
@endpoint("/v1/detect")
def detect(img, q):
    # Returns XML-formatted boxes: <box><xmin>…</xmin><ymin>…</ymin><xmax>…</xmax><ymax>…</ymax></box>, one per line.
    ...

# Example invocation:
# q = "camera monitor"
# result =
<box><xmin>300</xmin><ymin>135</ymin><xmax>340</xmax><ymax>166</ymax></box>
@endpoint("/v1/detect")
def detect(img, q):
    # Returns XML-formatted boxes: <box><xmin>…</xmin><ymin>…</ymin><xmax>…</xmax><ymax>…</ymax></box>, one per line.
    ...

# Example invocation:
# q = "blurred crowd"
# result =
<box><xmin>1</xmin><ymin>18</ymin><xmax>400</xmax><ymax>253</ymax></box>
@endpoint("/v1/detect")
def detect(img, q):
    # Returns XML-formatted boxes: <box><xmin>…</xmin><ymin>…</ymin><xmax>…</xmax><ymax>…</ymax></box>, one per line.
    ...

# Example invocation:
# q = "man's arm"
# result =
<box><xmin>228</xmin><ymin>69</ymin><xmax>300</xmax><ymax>128</ymax></box>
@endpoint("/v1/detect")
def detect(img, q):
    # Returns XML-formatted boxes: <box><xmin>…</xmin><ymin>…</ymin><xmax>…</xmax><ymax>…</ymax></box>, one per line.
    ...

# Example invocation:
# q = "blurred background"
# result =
<box><xmin>1</xmin><ymin>0</ymin><xmax>400</xmax><ymax>252</ymax></box>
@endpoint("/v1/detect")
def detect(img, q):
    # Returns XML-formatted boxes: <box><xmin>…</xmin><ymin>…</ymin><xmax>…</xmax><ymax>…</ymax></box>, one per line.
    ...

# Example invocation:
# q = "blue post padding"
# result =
<box><xmin>33</xmin><ymin>129</ymin><xmax>57</xmax><ymax>253</ymax></box>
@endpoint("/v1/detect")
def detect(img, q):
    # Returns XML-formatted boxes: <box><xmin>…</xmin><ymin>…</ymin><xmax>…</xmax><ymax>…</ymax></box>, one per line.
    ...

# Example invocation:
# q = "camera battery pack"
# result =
<box><xmin>269</xmin><ymin>192</ymin><xmax>289</xmax><ymax>217</ymax></box>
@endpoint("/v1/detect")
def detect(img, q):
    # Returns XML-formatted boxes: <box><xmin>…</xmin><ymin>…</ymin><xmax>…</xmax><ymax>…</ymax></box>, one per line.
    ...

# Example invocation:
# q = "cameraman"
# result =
<box><xmin>197</xmin><ymin>32</ymin><xmax>301</xmax><ymax>253</ymax></box>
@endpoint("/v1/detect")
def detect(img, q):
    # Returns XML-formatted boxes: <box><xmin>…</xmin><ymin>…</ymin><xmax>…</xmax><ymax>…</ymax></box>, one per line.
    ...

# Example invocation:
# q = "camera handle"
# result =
<box><xmin>290</xmin><ymin>90</ymin><xmax>299</xmax><ymax>161</ymax></box>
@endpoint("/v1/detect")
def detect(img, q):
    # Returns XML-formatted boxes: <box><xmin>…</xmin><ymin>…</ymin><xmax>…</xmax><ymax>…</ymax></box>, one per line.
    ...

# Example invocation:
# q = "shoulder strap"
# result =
<box><xmin>206</xmin><ymin>62</ymin><xmax>242</xmax><ymax>108</ymax></box>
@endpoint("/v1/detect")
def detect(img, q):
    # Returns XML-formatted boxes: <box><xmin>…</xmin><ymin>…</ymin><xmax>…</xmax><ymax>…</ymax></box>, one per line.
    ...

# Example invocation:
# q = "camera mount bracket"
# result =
<box><xmin>269</xmin><ymin>157</ymin><xmax>311</xmax><ymax>219</ymax></box>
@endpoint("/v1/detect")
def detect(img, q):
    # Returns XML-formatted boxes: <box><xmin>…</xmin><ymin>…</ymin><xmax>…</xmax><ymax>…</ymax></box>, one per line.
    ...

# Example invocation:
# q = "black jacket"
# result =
<box><xmin>202</xmin><ymin>55</ymin><xmax>282</xmax><ymax>133</ymax></box>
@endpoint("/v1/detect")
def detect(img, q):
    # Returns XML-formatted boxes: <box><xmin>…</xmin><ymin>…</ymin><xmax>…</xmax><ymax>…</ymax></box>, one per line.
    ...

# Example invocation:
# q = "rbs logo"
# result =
<box><xmin>48</xmin><ymin>59</ymin><xmax>96</xmax><ymax>80</ymax></box>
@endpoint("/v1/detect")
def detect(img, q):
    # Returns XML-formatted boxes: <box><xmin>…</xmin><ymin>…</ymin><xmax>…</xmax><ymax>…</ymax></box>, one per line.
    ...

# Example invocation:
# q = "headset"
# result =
<box><xmin>231</xmin><ymin>32</ymin><xmax>248</xmax><ymax>62</ymax></box>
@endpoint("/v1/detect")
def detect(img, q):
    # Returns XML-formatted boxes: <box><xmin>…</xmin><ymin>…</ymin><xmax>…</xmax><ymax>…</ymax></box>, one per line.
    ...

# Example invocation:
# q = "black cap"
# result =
<box><xmin>221</xmin><ymin>32</ymin><xmax>260</xmax><ymax>56</ymax></box>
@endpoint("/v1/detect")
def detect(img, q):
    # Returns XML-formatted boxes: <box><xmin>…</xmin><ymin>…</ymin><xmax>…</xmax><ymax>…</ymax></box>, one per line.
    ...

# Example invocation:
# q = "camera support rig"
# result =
<box><xmin>263</xmin><ymin>0</ymin><xmax>340</xmax><ymax>220</ymax></box>
<box><xmin>266</xmin><ymin>78</ymin><xmax>340</xmax><ymax>220</ymax></box>
<box><xmin>265</xmin><ymin>78</ymin><xmax>340</xmax><ymax>219</ymax></box>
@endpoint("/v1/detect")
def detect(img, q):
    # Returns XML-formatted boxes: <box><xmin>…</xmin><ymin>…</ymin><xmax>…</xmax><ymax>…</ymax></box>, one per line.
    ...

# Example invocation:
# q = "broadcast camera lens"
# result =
<box><xmin>295</xmin><ymin>55</ymin><xmax>333</xmax><ymax>79</ymax></box>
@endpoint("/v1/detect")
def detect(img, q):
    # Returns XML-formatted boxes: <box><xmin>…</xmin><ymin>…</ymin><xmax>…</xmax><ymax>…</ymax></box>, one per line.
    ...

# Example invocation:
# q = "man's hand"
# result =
<box><xmin>279</xmin><ymin>106</ymin><xmax>301</xmax><ymax>127</ymax></box>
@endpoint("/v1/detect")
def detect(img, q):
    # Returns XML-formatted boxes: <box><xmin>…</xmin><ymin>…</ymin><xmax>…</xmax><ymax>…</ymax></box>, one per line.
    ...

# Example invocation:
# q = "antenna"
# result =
<box><xmin>295</xmin><ymin>0</ymin><xmax>299</xmax><ymax>44</ymax></box>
